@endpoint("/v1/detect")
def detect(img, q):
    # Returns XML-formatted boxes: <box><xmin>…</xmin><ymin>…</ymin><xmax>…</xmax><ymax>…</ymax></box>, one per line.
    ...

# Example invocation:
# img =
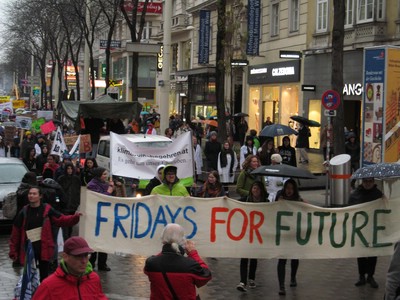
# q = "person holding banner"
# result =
<box><xmin>9</xmin><ymin>186</ymin><xmax>81</xmax><ymax>282</ymax></box>
<box><xmin>81</xmin><ymin>157</ymin><xmax>98</xmax><ymax>186</ymax></box>
<box><xmin>87</xmin><ymin>167</ymin><xmax>115</xmax><ymax>271</ymax></box>
<box><xmin>236</xmin><ymin>181</ymin><xmax>268</xmax><ymax>292</ymax></box>
<box><xmin>144</xmin><ymin>165</ymin><xmax>165</xmax><ymax>196</ymax></box>
<box><xmin>275</xmin><ymin>179</ymin><xmax>303</xmax><ymax>295</ymax></box>
<box><xmin>236</xmin><ymin>155</ymin><xmax>263</xmax><ymax>201</ymax></box>
<box><xmin>151</xmin><ymin>165</ymin><xmax>189</xmax><ymax>196</ymax></box>
<box><xmin>349</xmin><ymin>177</ymin><xmax>383</xmax><ymax>289</ymax></box>
<box><xmin>191</xmin><ymin>170</ymin><xmax>225</xmax><ymax>198</ymax></box>
<box><xmin>144</xmin><ymin>223</ymin><xmax>212</xmax><ymax>300</ymax></box>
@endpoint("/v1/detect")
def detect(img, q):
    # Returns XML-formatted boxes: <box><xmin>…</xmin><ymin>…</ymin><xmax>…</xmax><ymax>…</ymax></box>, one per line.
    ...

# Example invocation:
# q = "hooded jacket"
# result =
<box><xmin>32</xmin><ymin>260</ymin><xmax>107</xmax><ymax>300</ymax></box>
<box><xmin>150</xmin><ymin>166</ymin><xmax>189</xmax><ymax>196</ymax></box>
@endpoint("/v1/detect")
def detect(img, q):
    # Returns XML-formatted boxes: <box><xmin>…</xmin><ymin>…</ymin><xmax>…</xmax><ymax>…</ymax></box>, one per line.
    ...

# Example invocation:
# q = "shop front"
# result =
<box><xmin>175</xmin><ymin>67</ymin><xmax>216</xmax><ymax>121</ymax></box>
<box><xmin>303</xmin><ymin>50</ymin><xmax>364</xmax><ymax>147</ymax></box>
<box><xmin>248</xmin><ymin>60</ymin><xmax>301</xmax><ymax>146</ymax></box>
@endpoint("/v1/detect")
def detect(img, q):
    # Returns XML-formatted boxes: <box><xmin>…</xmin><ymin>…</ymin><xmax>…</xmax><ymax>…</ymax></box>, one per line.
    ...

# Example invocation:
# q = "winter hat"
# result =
<box><xmin>210</xmin><ymin>131</ymin><xmax>217</xmax><ymax>137</ymax></box>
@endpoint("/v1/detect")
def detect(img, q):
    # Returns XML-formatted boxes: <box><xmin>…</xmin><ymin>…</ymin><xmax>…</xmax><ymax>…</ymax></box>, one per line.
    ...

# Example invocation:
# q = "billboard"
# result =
<box><xmin>362</xmin><ymin>46</ymin><xmax>400</xmax><ymax>164</ymax></box>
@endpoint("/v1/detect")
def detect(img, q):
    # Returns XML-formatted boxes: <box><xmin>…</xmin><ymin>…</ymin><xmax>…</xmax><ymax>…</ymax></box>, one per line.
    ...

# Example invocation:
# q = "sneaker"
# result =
<box><xmin>367</xmin><ymin>276</ymin><xmax>379</xmax><ymax>288</ymax></box>
<box><xmin>248</xmin><ymin>279</ymin><xmax>256</xmax><ymax>288</ymax></box>
<box><xmin>236</xmin><ymin>282</ymin><xmax>247</xmax><ymax>292</ymax></box>
<box><xmin>279</xmin><ymin>287</ymin><xmax>286</xmax><ymax>295</ymax></box>
<box><xmin>355</xmin><ymin>275</ymin><xmax>366</xmax><ymax>286</ymax></box>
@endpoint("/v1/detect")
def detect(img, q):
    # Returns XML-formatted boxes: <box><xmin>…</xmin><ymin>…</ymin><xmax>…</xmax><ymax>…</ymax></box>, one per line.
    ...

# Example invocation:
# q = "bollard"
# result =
<box><xmin>329</xmin><ymin>154</ymin><xmax>352</xmax><ymax>206</ymax></box>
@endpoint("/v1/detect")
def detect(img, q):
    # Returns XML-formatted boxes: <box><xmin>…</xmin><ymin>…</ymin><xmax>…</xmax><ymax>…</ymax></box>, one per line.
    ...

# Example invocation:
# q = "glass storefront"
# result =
<box><xmin>249</xmin><ymin>84</ymin><xmax>299</xmax><ymax>146</ymax></box>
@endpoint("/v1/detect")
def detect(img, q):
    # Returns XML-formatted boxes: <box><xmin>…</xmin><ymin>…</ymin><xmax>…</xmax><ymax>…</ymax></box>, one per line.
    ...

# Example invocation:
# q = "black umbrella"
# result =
<box><xmin>234</xmin><ymin>112</ymin><xmax>249</xmax><ymax>117</ymax></box>
<box><xmin>259</xmin><ymin>124</ymin><xmax>297</xmax><ymax>137</ymax></box>
<box><xmin>251</xmin><ymin>164</ymin><xmax>316</xmax><ymax>179</ymax></box>
<box><xmin>290</xmin><ymin>115</ymin><xmax>321</xmax><ymax>127</ymax></box>
<box><xmin>351</xmin><ymin>163</ymin><xmax>400</xmax><ymax>180</ymax></box>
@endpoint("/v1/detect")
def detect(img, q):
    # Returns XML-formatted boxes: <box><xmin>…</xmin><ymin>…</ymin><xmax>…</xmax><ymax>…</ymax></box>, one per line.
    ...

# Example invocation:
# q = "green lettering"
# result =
<box><xmin>373</xmin><ymin>209</ymin><xmax>392</xmax><ymax>248</ymax></box>
<box><xmin>314</xmin><ymin>211</ymin><xmax>330</xmax><ymax>245</ymax></box>
<box><xmin>330</xmin><ymin>212</ymin><xmax>348</xmax><ymax>248</ymax></box>
<box><xmin>296</xmin><ymin>212</ymin><xmax>312</xmax><ymax>245</ymax></box>
<box><xmin>276</xmin><ymin>211</ymin><xmax>293</xmax><ymax>246</ymax></box>
<box><xmin>351</xmin><ymin>211</ymin><xmax>369</xmax><ymax>247</ymax></box>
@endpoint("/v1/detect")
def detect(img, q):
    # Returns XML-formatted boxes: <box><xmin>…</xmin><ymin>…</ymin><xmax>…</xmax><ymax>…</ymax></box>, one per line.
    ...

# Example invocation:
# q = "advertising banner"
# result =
<box><xmin>246</xmin><ymin>0</ymin><xmax>261</xmax><ymax>56</ymax></box>
<box><xmin>384</xmin><ymin>48</ymin><xmax>400</xmax><ymax>162</ymax></box>
<box><xmin>362</xmin><ymin>48</ymin><xmax>385</xmax><ymax>164</ymax></box>
<box><xmin>110</xmin><ymin>131</ymin><xmax>194</xmax><ymax>186</ymax></box>
<box><xmin>363</xmin><ymin>46</ymin><xmax>400</xmax><ymax>164</ymax></box>
<box><xmin>80</xmin><ymin>190</ymin><xmax>400</xmax><ymax>259</ymax></box>
<box><xmin>198</xmin><ymin>10</ymin><xmax>211</xmax><ymax>65</ymax></box>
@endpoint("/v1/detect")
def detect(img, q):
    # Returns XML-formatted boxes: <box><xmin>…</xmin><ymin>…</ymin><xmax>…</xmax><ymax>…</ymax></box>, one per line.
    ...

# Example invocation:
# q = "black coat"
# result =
<box><xmin>204</xmin><ymin>141</ymin><xmax>221</xmax><ymax>171</ymax></box>
<box><xmin>57</xmin><ymin>174</ymin><xmax>82</xmax><ymax>213</ymax></box>
<box><xmin>348</xmin><ymin>184</ymin><xmax>383</xmax><ymax>205</ymax></box>
<box><xmin>144</xmin><ymin>177</ymin><xmax>162</xmax><ymax>196</ymax></box>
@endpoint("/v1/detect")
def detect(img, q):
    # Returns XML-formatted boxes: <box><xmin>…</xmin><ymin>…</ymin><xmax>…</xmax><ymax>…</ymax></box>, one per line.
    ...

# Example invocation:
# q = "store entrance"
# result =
<box><xmin>344</xmin><ymin>100</ymin><xmax>362</xmax><ymax>137</ymax></box>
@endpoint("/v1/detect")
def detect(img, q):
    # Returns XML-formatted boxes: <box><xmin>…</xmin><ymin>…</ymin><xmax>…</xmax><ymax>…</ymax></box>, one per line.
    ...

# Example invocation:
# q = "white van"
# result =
<box><xmin>96</xmin><ymin>134</ymin><xmax>173</xmax><ymax>191</ymax></box>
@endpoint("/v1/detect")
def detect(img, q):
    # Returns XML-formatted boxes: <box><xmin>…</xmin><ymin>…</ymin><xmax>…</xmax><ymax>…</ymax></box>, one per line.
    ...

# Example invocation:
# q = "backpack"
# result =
<box><xmin>3</xmin><ymin>192</ymin><xmax>17</xmax><ymax>219</ymax></box>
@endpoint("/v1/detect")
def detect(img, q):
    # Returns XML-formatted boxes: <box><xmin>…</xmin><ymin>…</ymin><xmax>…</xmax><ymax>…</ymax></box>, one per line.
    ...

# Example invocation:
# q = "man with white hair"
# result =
<box><xmin>144</xmin><ymin>223</ymin><xmax>212</xmax><ymax>299</ymax></box>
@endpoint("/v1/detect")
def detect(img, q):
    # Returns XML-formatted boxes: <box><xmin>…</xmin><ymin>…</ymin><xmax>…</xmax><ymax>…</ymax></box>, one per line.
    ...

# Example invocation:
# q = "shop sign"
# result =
<box><xmin>246</xmin><ymin>0</ymin><xmax>260</xmax><ymax>56</ymax></box>
<box><xmin>157</xmin><ymin>46</ymin><xmax>163</xmax><ymax>72</ymax></box>
<box><xmin>343</xmin><ymin>83</ymin><xmax>363</xmax><ymax>96</ymax></box>
<box><xmin>248</xmin><ymin>60</ymin><xmax>300</xmax><ymax>84</ymax></box>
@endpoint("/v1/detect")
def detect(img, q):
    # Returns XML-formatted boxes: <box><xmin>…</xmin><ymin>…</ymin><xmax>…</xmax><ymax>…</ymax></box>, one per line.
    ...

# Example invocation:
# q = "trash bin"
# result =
<box><xmin>329</xmin><ymin>154</ymin><xmax>352</xmax><ymax>206</ymax></box>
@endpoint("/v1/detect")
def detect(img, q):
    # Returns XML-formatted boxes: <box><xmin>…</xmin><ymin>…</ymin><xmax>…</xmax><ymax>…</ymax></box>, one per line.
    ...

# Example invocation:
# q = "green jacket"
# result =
<box><xmin>150</xmin><ymin>182</ymin><xmax>189</xmax><ymax>196</ymax></box>
<box><xmin>236</xmin><ymin>169</ymin><xmax>264</xmax><ymax>198</ymax></box>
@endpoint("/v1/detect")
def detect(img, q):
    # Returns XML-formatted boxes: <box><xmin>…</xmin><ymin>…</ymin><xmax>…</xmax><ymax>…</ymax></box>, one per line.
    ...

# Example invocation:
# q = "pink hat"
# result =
<box><xmin>64</xmin><ymin>237</ymin><xmax>94</xmax><ymax>255</ymax></box>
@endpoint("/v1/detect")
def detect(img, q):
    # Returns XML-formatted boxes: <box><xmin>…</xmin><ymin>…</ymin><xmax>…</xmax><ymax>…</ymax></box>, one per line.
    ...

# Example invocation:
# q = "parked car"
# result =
<box><xmin>0</xmin><ymin>157</ymin><xmax>28</xmax><ymax>232</ymax></box>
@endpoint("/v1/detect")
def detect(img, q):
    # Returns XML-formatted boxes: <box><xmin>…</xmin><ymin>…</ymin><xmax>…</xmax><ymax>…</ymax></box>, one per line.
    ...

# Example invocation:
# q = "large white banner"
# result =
<box><xmin>79</xmin><ymin>189</ymin><xmax>400</xmax><ymax>259</ymax></box>
<box><xmin>110</xmin><ymin>131</ymin><xmax>194</xmax><ymax>185</ymax></box>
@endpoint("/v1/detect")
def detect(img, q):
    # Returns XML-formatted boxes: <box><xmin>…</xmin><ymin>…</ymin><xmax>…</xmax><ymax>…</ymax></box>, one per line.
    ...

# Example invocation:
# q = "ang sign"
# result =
<box><xmin>343</xmin><ymin>83</ymin><xmax>363</xmax><ymax>96</ymax></box>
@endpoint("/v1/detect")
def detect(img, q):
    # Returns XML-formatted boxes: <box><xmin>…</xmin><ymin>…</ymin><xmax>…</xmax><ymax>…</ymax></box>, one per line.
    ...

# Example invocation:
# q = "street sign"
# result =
<box><xmin>324</xmin><ymin>109</ymin><xmax>336</xmax><ymax>117</ymax></box>
<box><xmin>321</xmin><ymin>90</ymin><xmax>341</xmax><ymax>110</ymax></box>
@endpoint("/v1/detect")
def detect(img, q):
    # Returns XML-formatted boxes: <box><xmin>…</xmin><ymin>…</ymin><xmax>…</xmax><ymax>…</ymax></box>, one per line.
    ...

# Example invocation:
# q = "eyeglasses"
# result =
<box><xmin>166</xmin><ymin>172</ymin><xmax>176</xmax><ymax>176</ymax></box>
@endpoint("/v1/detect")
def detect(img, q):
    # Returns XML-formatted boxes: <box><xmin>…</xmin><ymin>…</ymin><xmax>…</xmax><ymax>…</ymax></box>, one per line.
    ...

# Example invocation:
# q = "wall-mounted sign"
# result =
<box><xmin>248</xmin><ymin>60</ymin><xmax>301</xmax><ymax>84</ymax></box>
<box><xmin>198</xmin><ymin>10</ymin><xmax>211</xmax><ymax>65</ymax></box>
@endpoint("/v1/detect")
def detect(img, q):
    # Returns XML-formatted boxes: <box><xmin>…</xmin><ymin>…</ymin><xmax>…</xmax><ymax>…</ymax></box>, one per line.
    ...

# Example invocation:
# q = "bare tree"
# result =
<box><xmin>98</xmin><ymin>0</ymin><xmax>122</xmax><ymax>95</ymax></box>
<box><xmin>120</xmin><ymin>0</ymin><xmax>149</xmax><ymax>102</ymax></box>
<box><xmin>331</xmin><ymin>0</ymin><xmax>345</xmax><ymax>155</ymax></box>
<box><xmin>216</xmin><ymin>0</ymin><xmax>228</xmax><ymax>143</ymax></box>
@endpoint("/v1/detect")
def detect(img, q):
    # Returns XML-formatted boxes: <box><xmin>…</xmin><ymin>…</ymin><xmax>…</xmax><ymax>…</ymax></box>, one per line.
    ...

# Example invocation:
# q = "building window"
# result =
<box><xmin>357</xmin><ymin>0</ymin><xmax>373</xmax><ymax>22</ymax></box>
<box><xmin>271</xmin><ymin>2</ymin><xmax>279</xmax><ymax>37</ymax></box>
<box><xmin>376</xmin><ymin>0</ymin><xmax>385</xmax><ymax>20</ymax></box>
<box><xmin>141</xmin><ymin>22</ymin><xmax>153</xmax><ymax>41</ymax></box>
<box><xmin>316</xmin><ymin>0</ymin><xmax>328</xmax><ymax>32</ymax></box>
<box><xmin>289</xmin><ymin>0</ymin><xmax>299</xmax><ymax>32</ymax></box>
<box><xmin>345</xmin><ymin>0</ymin><xmax>354</xmax><ymax>27</ymax></box>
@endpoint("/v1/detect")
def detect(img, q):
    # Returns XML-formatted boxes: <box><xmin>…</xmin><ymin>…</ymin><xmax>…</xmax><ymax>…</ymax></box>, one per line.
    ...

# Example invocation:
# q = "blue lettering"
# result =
<box><xmin>151</xmin><ymin>206</ymin><xmax>168</xmax><ymax>238</ymax></box>
<box><xmin>165</xmin><ymin>205</ymin><xmax>182</xmax><ymax>223</ymax></box>
<box><xmin>134</xmin><ymin>202</ymin><xmax>152</xmax><ymax>238</ymax></box>
<box><xmin>95</xmin><ymin>202</ymin><xmax>112</xmax><ymax>236</ymax></box>
<box><xmin>113</xmin><ymin>203</ymin><xmax>130</xmax><ymax>238</ymax></box>
<box><xmin>183</xmin><ymin>206</ymin><xmax>197</xmax><ymax>239</ymax></box>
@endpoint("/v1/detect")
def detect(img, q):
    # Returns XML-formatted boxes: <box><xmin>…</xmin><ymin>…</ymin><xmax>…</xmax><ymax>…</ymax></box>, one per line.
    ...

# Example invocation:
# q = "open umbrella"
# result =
<box><xmin>203</xmin><ymin>119</ymin><xmax>218</xmax><ymax>127</ymax></box>
<box><xmin>259</xmin><ymin>124</ymin><xmax>297</xmax><ymax>137</ymax></box>
<box><xmin>251</xmin><ymin>164</ymin><xmax>316</xmax><ymax>179</ymax></box>
<box><xmin>290</xmin><ymin>115</ymin><xmax>321</xmax><ymax>127</ymax></box>
<box><xmin>351</xmin><ymin>163</ymin><xmax>400</xmax><ymax>180</ymax></box>
<box><xmin>234</xmin><ymin>112</ymin><xmax>249</xmax><ymax>117</ymax></box>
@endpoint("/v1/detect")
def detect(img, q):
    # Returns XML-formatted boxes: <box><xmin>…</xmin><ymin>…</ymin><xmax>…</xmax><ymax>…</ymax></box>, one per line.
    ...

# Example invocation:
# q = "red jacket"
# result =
<box><xmin>32</xmin><ymin>263</ymin><xmax>108</xmax><ymax>300</ymax></box>
<box><xmin>9</xmin><ymin>204</ymin><xmax>80</xmax><ymax>264</ymax></box>
<box><xmin>144</xmin><ymin>244</ymin><xmax>212</xmax><ymax>300</ymax></box>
